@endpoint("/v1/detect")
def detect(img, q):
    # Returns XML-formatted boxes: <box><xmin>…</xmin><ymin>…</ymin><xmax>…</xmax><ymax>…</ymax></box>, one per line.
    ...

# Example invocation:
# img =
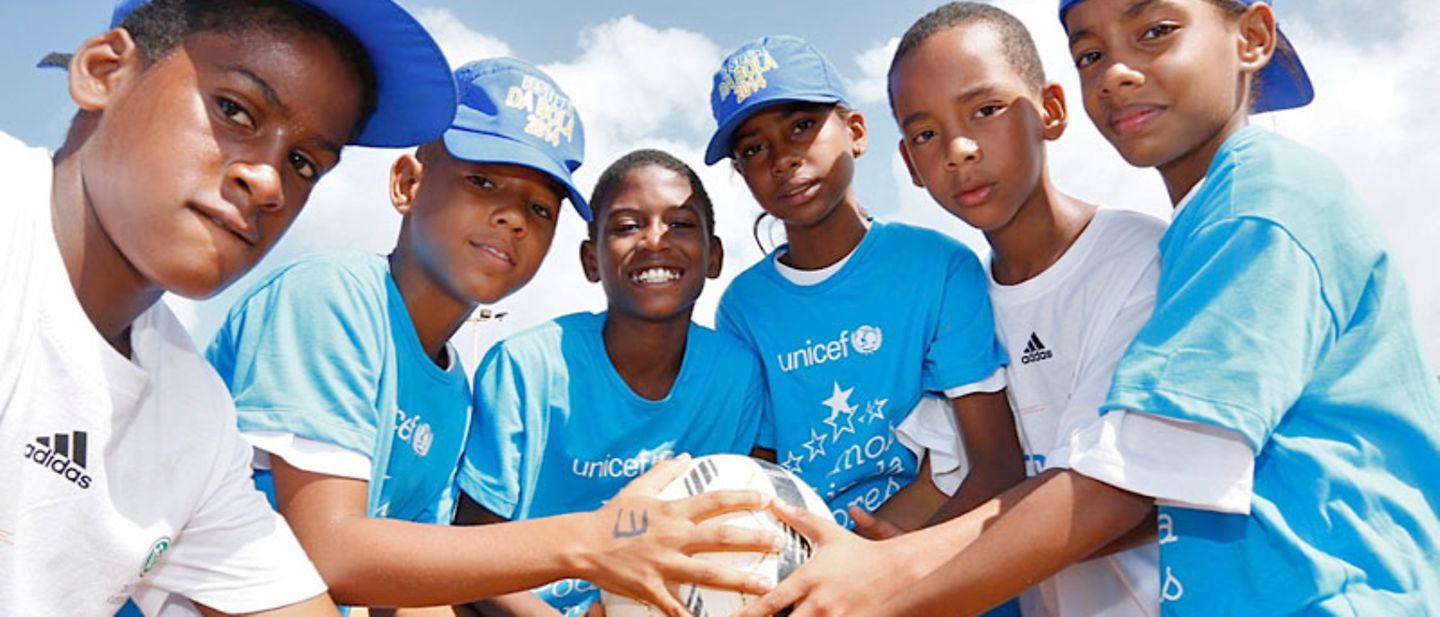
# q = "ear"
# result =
<box><xmin>580</xmin><ymin>239</ymin><xmax>601</xmax><ymax>283</ymax></box>
<box><xmin>390</xmin><ymin>152</ymin><xmax>423</xmax><ymax>215</ymax></box>
<box><xmin>706</xmin><ymin>236</ymin><xmax>724</xmax><ymax>279</ymax></box>
<box><xmin>845</xmin><ymin>109</ymin><xmax>869</xmax><ymax>158</ymax></box>
<box><xmin>1236</xmin><ymin>3</ymin><xmax>1278</xmax><ymax>79</ymax></box>
<box><xmin>1040</xmin><ymin>82</ymin><xmax>1069</xmax><ymax>142</ymax></box>
<box><xmin>68</xmin><ymin>28</ymin><xmax>143</xmax><ymax>112</ymax></box>
<box><xmin>897</xmin><ymin>139</ymin><xmax>925</xmax><ymax>188</ymax></box>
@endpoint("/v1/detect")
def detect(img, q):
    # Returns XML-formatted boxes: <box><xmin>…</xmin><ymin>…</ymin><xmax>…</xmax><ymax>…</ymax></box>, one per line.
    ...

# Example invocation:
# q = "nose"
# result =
<box><xmin>769</xmin><ymin>143</ymin><xmax>802</xmax><ymax>177</ymax></box>
<box><xmin>490</xmin><ymin>198</ymin><xmax>529</xmax><ymax>237</ymax></box>
<box><xmin>946</xmin><ymin>134</ymin><xmax>981</xmax><ymax>169</ymax></box>
<box><xmin>1098</xmin><ymin>58</ymin><xmax>1144</xmax><ymax>98</ymax></box>
<box><xmin>637</xmin><ymin>219</ymin><xmax>667</xmax><ymax>250</ymax></box>
<box><xmin>224</xmin><ymin>159</ymin><xmax>284</xmax><ymax>215</ymax></box>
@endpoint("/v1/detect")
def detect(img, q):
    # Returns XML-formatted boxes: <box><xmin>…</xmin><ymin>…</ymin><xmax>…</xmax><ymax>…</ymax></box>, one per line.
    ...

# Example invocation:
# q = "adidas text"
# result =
<box><xmin>23</xmin><ymin>444</ymin><xmax>92</xmax><ymax>489</ymax></box>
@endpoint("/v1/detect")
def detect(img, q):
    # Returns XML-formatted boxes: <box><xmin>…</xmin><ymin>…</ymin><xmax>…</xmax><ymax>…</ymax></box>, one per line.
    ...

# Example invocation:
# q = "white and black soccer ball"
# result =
<box><xmin>601</xmin><ymin>454</ymin><xmax>830</xmax><ymax>617</ymax></box>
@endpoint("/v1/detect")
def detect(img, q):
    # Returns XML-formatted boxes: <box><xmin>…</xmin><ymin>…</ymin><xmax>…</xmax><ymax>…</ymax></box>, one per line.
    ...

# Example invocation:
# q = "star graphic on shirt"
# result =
<box><xmin>802</xmin><ymin>427</ymin><xmax>828</xmax><ymax>461</ymax></box>
<box><xmin>821</xmin><ymin>382</ymin><xmax>858</xmax><ymax>440</ymax></box>
<box><xmin>780</xmin><ymin>450</ymin><xmax>805</xmax><ymax>474</ymax></box>
<box><xmin>869</xmin><ymin>398</ymin><xmax>888</xmax><ymax>422</ymax></box>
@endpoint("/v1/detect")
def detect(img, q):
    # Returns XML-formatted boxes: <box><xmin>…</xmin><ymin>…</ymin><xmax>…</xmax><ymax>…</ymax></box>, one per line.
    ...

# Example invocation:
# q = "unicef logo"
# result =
<box><xmin>412</xmin><ymin>422</ymin><xmax>433</xmax><ymax>457</ymax></box>
<box><xmin>851</xmin><ymin>325</ymin><xmax>883</xmax><ymax>355</ymax></box>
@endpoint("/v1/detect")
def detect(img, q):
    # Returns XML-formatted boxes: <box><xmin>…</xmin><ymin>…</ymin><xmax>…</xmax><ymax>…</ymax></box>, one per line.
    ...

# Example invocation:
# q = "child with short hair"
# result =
<box><xmin>706</xmin><ymin>35</ymin><xmax>1019</xmax><ymax>534</ymax></box>
<box><xmin>206</xmin><ymin>62</ymin><xmax>773</xmax><ymax>616</ymax></box>
<box><xmin>877</xmin><ymin>4</ymin><xmax>1165</xmax><ymax>615</ymax></box>
<box><xmin>454</xmin><ymin>148</ymin><xmax>769</xmax><ymax>616</ymax></box>
<box><xmin>0</xmin><ymin>0</ymin><xmax>456</xmax><ymax>614</ymax></box>
<box><xmin>734</xmin><ymin>1</ymin><xmax>1440</xmax><ymax>615</ymax></box>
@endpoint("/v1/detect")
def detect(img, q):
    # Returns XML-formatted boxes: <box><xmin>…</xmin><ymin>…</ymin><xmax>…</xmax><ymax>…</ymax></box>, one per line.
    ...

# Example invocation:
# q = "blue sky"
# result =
<box><xmin>2</xmin><ymin>1</ymin><xmax>1436</xmax><ymax>368</ymax></box>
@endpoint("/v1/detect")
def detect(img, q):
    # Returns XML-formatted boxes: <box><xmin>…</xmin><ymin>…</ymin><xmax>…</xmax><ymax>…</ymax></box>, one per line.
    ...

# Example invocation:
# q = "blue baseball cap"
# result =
<box><xmin>44</xmin><ymin>0</ymin><xmax>456</xmax><ymax>148</ymax></box>
<box><xmin>442</xmin><ymin>58</ymin><xmax>590</xmax><ymax>220</ymax></box>
<box><xmin>1057</xmin><ymin>0</ymin><xmax>1313</xmax><ymax>113</ymax></box>
<box><xmin>704</xmin><ymin>36</ymin><xmax>850</xmax><ymax>165</ymax></box>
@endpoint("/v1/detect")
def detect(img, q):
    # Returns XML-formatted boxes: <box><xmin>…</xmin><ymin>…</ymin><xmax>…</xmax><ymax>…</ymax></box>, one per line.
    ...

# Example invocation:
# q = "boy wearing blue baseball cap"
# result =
<box><xmin>734</xmin><ymin>2</ymin><xmax>1440</xmax><ymax>616</ymax></box>
<box><xmin>0</xmin><ymin>0</ymin><xmax>454</xmax><ymax>614</ymax></box>
<box><xmin>205</xmin><ymin>59</ymin><xmax>776</xmax><ymax>616</ymax></box>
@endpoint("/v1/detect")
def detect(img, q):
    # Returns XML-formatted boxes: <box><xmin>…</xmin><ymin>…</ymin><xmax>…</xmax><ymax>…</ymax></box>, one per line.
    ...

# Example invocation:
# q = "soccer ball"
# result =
<box><xmin>600</xmin><ymin>454</ymin><xmax>831</xmax><ymax>617</ymax></box>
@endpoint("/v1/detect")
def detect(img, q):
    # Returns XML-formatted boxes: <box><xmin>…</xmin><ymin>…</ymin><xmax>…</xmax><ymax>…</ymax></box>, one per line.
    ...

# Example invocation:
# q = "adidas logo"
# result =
<box><xmin>1020</xmin><ymin>333</ymin><xmax>1053</xmax><ymax>365</ymax></box>
<box><xmin>22</xmin><ymin>431</ymin><xmax>93</xmax><ymax>489</ymax></box>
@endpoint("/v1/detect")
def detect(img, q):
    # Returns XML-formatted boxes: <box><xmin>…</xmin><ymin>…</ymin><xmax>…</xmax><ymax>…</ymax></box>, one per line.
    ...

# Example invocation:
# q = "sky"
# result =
<box><xmin>1</xmin><ymin>0</ymin><xmax>1436</xmax><ymax>371</ymax></box>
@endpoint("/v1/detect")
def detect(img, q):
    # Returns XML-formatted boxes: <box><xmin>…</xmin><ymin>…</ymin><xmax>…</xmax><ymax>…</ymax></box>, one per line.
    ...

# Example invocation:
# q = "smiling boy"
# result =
<box><xmin>207</xmin><ymin>65</ymin><xmax>773</xmax><ymax>615</ymax></box>
<box><xmin>0</xmin><ymin>0</ymin><xmax>456</xmax><ymax>614</ymax></box>
<box><xmin>456</xmin><ymin>149</ymin><xmax>768</xmax><ymax>616</ymax></box>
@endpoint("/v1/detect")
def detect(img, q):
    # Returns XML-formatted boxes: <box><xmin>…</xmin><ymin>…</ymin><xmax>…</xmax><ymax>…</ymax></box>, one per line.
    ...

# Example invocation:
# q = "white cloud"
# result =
<box><xmin>415</xmin><ymin>7</ymin><xmax>513</xmax><ymax>66</ymax></box>
<box><xmin>847</xmin><ymin>36</ymin><xmax>899</xmax><ymax>106</ymax></box>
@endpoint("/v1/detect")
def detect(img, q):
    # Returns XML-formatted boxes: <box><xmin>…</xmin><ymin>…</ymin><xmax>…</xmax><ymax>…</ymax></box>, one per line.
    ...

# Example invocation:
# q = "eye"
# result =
<box><xmin>611</xmin><ymin>219</ymin><xmax>641</xmax><ymax>234</ymax></box>
<box><xmin>467</xmin><ymin>174</ymin><xmax>496</xmax><ymax>190</ymax></box>
<box><xmin>287</xmin><ymin>152</ymin><xmax>318</xmax><ymax>181</ymax></box>
<box><xmin>216</xmin><ymin>97</ymin><xmax>255</xmax><ymax>129</ymax></box>
<box><xmin>530</xmin><ymin>202</ymin><xmax>556</xmax><ymax>220</ymax></box>
<box><xmin>736</xmin><ymin>142</ymin><xmax>765</xmax><ymax>160</ymax></box>
<box><xmin>791</xmin><ymin>118</ymin><xmax>816</xmax><ymax>136</ymax></box>
<box><xmin>1141</xmin><ymin>23</ymin><xmax>1179</xmax><ymax>41</ymax></box>
<box><xmin>1074</xmin><ymin>49</ymin><xmax>1102</xmax><ymax>69</ymax></box>
<box><xmin>975</xmin><ymin>103</ymin><xmax>1005</xmax><ymax>119</ymax></box>
<box><xmin>910</xmin><ymin>129</ymin><xmax>936</xmax><ymax>145</ymax></box>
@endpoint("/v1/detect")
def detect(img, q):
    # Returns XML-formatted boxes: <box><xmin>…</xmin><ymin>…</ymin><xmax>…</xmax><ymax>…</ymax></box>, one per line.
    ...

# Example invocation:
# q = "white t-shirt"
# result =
<box><xmin>0</xmin><ymin>133</ymin><xmax>326</xmax><ymax>615</ymax></box>
<box><xmin>899</xmin><ymin>208</ymin><xmax>1166</xmax><ymax>617</ymax></box>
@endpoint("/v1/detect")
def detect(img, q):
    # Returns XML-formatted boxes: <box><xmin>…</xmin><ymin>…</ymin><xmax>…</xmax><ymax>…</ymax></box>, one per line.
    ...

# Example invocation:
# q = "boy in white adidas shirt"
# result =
<box><xmin>0</xmin><ymin>0</ymin><xmax>458</xmax><ymax>614</ymax></box>
<box><xmin>862</xmin><ymin>4</ymin><xmax>1165</xmax><ymax>615</ymax></box>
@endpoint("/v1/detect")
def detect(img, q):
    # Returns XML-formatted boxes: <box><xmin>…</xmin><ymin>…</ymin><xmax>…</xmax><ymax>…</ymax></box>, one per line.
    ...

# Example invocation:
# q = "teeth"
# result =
<box><xmin>479</xmin><ymin>245</ymin><xmax>510</xmax><ymax>263</ymax></box>
<box><xmin>632</xmin><ymin>268</ymin><xmax>680</xmax><ymax>284</ymax></box>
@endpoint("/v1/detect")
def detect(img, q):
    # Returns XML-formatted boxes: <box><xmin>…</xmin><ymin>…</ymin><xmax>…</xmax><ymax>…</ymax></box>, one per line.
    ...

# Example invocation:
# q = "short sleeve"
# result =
<box><xmin>1046</xmin><ymin>254</ymin><xmax>1160</xmax><ymax>469</ymax></box>
<box><xmin>1103</xmin><ymin>218</ymin><xmax>1331</xmax><ymax>451</ymax></box>
<box><xmin>716</xmin><ymin>297</ymin><xmax>775</xmax><ymax>450</ymax></box>
<box><xmin>135</xmin><ymin>423</ymin><xmax>326</xmax><ymax>612</ymax></box>
<box><xmin>924</xmin><ymin>248</ymin><xmax>1009</xmax><ymax>393</ymax></box>
<box><xmin>207</xmin><ymin>262</ymin><xmax>388</xmax><ymax>457</ymax></box>
<box><xmin>456</xmin><ymin>343</ymin><xmax>531</xmax><ymax>519</ymax></box>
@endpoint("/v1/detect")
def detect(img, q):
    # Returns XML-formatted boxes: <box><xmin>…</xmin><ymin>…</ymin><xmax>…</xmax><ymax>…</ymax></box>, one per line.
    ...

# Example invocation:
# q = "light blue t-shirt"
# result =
<box><xmin>208</xmin><ymin>252</ymin><xmax>472</xmax><ymax>525</ymax></box>
<box><xmin>1102</xmin><ymin>127</ymin><xmax>1440</xmax><ymax>615</ymax></box>
<box><xmin>458</xmin><ymin>311</ymin><xmax>765</xmax><ymax>615</ymax></box>
<box><xmin>717</xmin><ymin>220</ymin><xmax>1007</xmax><ymax>528</ymax></box>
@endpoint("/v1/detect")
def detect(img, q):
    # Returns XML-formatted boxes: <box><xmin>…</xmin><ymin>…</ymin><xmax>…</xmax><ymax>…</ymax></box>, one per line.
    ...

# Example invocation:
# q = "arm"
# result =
<box><xmin>270</xmin><ymin>455</ymin><xmax>775</xmax><ymax>615</ymax></box>
<box><xmin>733</xmin><ymin>468</ymin><xmax>1151</xmax><ymax>617</ymax></box>
<box><xmin>453</xmin><ymin>499</ymin><xmax>564</xmax><ymax>617</ymax></box>
<box><xmin>860</xmin><ymin>452</ymin><xmax>945</xmax><ymax>533</ymax></box>
<box><xmin>926</xmin><ymin>390</ymin><xmax>1025</xmax><ymax>526</ymax></box>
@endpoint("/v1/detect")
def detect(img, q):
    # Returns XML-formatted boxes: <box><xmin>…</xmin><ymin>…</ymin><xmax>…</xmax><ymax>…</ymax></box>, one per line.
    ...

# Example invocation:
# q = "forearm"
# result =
<box><xmin>883</xmin><ymin>470</ymin><xmax>1154</xmax><ymax>616</ymax></box>
<box><xmin>297</xmin><ymin>513</ymin><xmax>590</xmax><ymax>607</ymax></box>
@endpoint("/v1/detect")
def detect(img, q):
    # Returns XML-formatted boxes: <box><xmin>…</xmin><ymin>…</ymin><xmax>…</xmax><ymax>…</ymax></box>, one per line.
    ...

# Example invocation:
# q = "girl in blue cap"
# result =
<box><xmin>733</xmin><ymin>2</ymin><xmax>1440</xmax><ymax>616</ymax></box>
<box><xmin>705</xmin><ymin>35</ymin><xmax>1021</xmax><ymax>539</ymax></box>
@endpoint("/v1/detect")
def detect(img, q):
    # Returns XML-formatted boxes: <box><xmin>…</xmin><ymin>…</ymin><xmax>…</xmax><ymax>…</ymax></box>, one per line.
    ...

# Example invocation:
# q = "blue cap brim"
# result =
<box><xmin>46</xmin><ymin>0</ymin><xmax>458</xmax><ymax>148</ymax></box>
<box><xmin>1059</xmin><ymin>0</ymin><xmax>1312</xmax><ymax>113</ymax></box>
<box><xmin>442</xmin><ymin>129</ymin><xmax>592</xmax><ymax>221</ymax></box>
<box><xmin>704</xmin><ymin>92</ymin><xmax>847</xmax><ymax>165</ymax></box>
<box><xmin>299</xmin><ymin>0</ymin><xmax>456</xmax><ymax>147</ymax></box>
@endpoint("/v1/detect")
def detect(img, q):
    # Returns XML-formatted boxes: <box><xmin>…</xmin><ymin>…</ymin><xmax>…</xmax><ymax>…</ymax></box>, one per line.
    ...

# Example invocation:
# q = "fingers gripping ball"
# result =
<box><xmin>602</xmin><ymin>454</ymin><xmax>830</xmax><ymax>617</ymax></box>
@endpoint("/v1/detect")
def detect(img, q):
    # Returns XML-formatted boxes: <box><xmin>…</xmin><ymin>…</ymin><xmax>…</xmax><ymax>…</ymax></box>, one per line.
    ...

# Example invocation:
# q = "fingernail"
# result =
<box><xmin>772</xmin><ymin>533</ymin><xmax>787</xmax><ymax>552</ymax></box>
<box><xmin>750</xmin><ymin>574</ymin><xmax>775</xmax><ymax>591</ymax></box>
<box><xmin>675</xmin><ymin>452</ymin><xmax>692</xmax><ymax>462</ymax></box>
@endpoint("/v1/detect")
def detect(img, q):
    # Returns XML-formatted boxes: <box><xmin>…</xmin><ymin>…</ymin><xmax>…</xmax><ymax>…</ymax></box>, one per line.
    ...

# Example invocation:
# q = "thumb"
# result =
<box><xmin>770</xmin><ymin>501</ymin><xmax>840</xmax><ymax>546</ymax></box>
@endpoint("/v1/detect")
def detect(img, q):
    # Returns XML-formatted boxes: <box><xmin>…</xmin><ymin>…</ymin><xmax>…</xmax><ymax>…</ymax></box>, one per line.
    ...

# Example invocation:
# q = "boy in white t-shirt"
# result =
<box><xmin>0</xmin><ymin>0</ymin><xmax>457</xmax><ymax>614</ymax></box>
<box><xmin>867</xmin><ymin>4</ymin><xmax>1166</xmax><ymax>615</ymax></box>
